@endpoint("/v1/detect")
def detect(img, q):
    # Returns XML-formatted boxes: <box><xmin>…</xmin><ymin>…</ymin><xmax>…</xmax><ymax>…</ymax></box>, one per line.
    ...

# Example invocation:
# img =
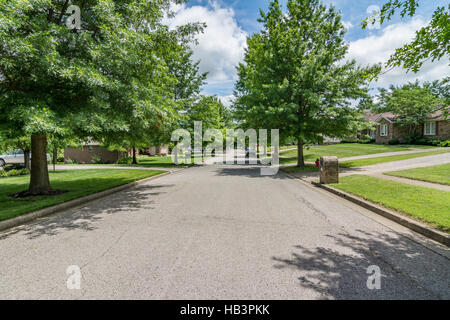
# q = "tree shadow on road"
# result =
<box><xmin>214</xmin><ymin>166</ymin><xmax>289</xmax><ymax>180</ymax></box>
<box><xmin>0</xmin><ymin>184</ymin><xmax>172</xmax><ymax>240</ymax></box>
<box><xmin>272</xmin><ymin>230</ymin><xmax>450</xmax><ymax>300</ymax></box>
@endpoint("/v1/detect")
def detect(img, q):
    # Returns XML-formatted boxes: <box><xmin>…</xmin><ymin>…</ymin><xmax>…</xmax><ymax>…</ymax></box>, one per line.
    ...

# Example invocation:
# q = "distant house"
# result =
<box><xmin>64</xmin><ymin>142</ymin><xmax>129</xmax><ymax>164</ymax></box>
<box><xmin>145</xmin><ymin>145</ymin><xmax>169</xmax><ymax>156</ymax></box>
<box><xmin>361</xmin><ymin>107</ymin><xmax>450</xmax><ymax>144</ymax></box>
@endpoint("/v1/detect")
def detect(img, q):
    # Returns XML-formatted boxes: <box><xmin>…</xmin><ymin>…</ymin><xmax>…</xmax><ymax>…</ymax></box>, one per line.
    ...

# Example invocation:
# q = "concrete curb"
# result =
<box><xmin>311</xmin><ymin>181</ymin><xmax>450</xmax><ymax>247</ymax></box>
<box><xmin>0</xmin><ymin>171</ymin><xmax>171</xmax><ymax>233</ymax></box>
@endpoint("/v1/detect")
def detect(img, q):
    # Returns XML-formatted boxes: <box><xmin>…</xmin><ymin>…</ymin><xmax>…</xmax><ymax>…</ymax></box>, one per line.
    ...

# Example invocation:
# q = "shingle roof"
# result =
<box><xmin>363</xmin><ymin>106</ymin><xmax>449</xmax><ymax>122</ymax></box>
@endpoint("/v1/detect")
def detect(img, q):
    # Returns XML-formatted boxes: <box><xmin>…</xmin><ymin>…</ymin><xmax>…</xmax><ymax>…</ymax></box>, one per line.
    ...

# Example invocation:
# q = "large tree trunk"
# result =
<box><xmin>132</xmin><ymin>147</ymin><xmax>137</xmax><ymax>165</ymax></box>
<box><xmin>297</xmin><ymin>138</ymin><xmax>305</xmax><ymax>168</ymax></box>
<box><xmin>23</xmin><ymin>149</ymin><xmax>31</xmax><ymax>171</ymax></box>
<box><xmin>28</xmin><ymin>135</ymin><xmax>53</xmax><ymax>194</ymax></box>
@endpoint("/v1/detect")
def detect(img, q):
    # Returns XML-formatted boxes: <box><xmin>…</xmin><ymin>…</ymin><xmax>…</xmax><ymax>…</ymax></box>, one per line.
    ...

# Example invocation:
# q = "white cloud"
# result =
<box><xmin>164</xmin><ymin>2</ymin><xmax>247</xmax><ymax>86</ymax></box>
<box><xmin>342</xmin><ymin>20</ymin><xmax>353</xmax><ymax>30</ymax></box>
<box><xmin>218</xmin><ymin>95</ymin><xmax>234</xmax><ymax>108</ymax></box>
<box><xmin>347</xmin><ymin>17</ymin><xmax>449</xmax><ymax>88</ymax></box>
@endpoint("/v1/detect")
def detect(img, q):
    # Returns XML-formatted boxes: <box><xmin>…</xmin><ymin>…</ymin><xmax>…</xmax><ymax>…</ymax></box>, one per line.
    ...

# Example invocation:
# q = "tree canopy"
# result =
<box><xmin>0</xmin><ymin>0</ymin><xmax>201</xmax><ymax>194</ymax></box>
<box><xmin>234</xmin><ymin>0</ymin><xmax>380</xmax><ymax>167</ymax></box>
<box><xmin>363</xmin><ymin>0</ymin><xmax>449</xmax><ymax>72</ymax></box>
<box><xmin>371</xmin><ymin>81</ymin><xmax>447</xmax><ymax>139</ymax></box>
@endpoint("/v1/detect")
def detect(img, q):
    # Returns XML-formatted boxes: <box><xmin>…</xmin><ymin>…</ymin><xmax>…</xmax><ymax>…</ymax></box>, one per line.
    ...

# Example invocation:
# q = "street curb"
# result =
<box><xmin>311</xmin><ymin>181</ymin><xmax>450</xmax><ymax>247</ymax></box>
<box><xmin>0</xmin><ymin>171</ymin><xmax>172</xmax><ymax>233</ymax></box>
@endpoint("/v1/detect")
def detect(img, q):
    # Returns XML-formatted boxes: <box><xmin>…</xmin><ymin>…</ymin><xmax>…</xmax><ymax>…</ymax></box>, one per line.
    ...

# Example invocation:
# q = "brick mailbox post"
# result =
<box><xmin>320</xmin><ymin>156</ymin><xmax>339</xmax><ymax>184</ymax></box>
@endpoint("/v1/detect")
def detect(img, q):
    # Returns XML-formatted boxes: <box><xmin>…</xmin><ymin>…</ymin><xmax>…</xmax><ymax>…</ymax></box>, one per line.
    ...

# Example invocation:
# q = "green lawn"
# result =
<box><xmin>384</xmin><ymin>163</ymin><xmax>450</xmax><ymax>186</ymax></box>
<box><xmin>279</xmin><ymin>143</ymin><xmax>413</xmax><ymax>165</ymax></box>
<box><xmin>281</xmin><ymin>164</ymin><xmax>319</xmax><ymax>173</ymax></box>
<box><xmin>0</xmin><ymin>169</ymin><xmax>165</xmax><ymax>222</ymax></box>
<box><xmin>340</xmin><ymin>150</ymin><xmax>450</xmax><ymax>168</ymax></box>
<box><xmin>332</xmin><ymin>175</ymin><xmax>450</xmax><ymax>232</ymax></box>
<box><xmin>62</xmin><ymin>155</ymin><xmax>199</xmax><ymax>168</ymax></box>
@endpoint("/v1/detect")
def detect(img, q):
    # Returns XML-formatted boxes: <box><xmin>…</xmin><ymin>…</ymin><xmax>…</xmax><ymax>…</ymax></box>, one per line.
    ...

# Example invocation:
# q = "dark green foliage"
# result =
<box><xmin>234</xmin><ymin>0</ymin><xmax>380</xmax><ymax>167</ymax></box>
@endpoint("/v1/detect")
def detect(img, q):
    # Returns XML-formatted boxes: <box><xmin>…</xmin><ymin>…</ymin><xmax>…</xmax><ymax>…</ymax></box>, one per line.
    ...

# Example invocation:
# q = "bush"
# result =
<box><xmin>440</xmin><ymin>140</ymin><xmax>450</xmax><ymax>147</ymax></box>
<box><xmin>0</xmin><ymin>168</ymin><xmax>30</xmax><ymax>178</ymax></box>
<box><xmin>65</xmin><ymin>158</ymin><xmax>78</xmax><ymax>164</ymax></box>
<box><xmin>341</xmin><ymin>137</ymin><xmax>374</xmax><ymax>144</ymax></box>
<box><xmin>359</xmin><ymin>139</ymin><xmax>374</xmax><ymax>144</ymax></box>
<box><xmin>410</xmin><ymin>137</ymin><xmax>448</xmax><ymax>147</ymax></box>
<box><xmin>91</xmin><ymin>155</ymin><xmax>103</xmax><ymax>164</ymax></box>
<box><xmin>388</xmin><ymin>138</ymin><xmax>400</xmax><ymax>145</ymax></box>
<box><xmin>117</xmin><ymin>156</ymin><xmax>133</xmax><ymax>165</ymax></box>
<box><xmin>341</xmin><ymin>138</ymin><xmax>358</xmax><ymax>144</ymax></box>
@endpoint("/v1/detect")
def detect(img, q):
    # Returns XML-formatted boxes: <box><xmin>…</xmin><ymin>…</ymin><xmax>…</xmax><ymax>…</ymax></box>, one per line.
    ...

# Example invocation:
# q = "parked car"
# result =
<box><xmin>0</xmin><ymin>150</ymin><xmax>51</xmax><ymax>167</ymax></box>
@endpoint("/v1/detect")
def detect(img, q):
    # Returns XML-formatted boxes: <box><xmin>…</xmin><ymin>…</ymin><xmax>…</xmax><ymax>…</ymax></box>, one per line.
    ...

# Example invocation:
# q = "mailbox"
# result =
<box><xmin>320</xmin><ymin>156</ymin><xmax>339</xmax><ymax>184</ymax></box>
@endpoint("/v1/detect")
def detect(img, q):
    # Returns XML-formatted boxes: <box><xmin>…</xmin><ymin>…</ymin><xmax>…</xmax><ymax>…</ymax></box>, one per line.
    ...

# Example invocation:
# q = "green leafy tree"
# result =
<box><xmin>0</xmin><ymin>0</ymin><xmax>195</xmax><ymax>195</ymax></box>
<box><xmin>234</xmin><ymin>0</ymin><xmax>380</xmax><ymax>167</ymax></box>
<box><xmin>183</xmin><ymin>95</ymin><xmax>226</xmax><ymax>138</ymax></box>
<box><xmin>375</xmin><ymin>84</ymin><xmax>444</xmax><ymax>140</ymax></box>
<box><xmin>423</xmin><ymin>77</ymin><xmax>450</xmax><ymax>106</ymax></box>
<box><xmin>363</xmin><ymin>1</ymin><xmax>449</xmax><ymax>72</ymax></box>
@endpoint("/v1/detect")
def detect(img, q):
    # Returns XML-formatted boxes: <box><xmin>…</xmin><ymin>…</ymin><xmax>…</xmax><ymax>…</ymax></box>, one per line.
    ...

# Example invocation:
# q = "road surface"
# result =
<box><xmin>0</xmin><ymin>164</ymin><xmax>449</xmax><ymax>299</ymax></box>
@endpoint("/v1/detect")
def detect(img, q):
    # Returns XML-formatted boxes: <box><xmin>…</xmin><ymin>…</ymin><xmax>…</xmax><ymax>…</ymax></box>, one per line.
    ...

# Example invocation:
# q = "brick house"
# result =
<box><xmin>361</xmin><ymin>107</ymin><xmax>450</xmax><ymax>144</ymax></box>
<box><xmin>64</xmin><ymin>142</ymin><xmax>129</xmax><ymax>164</ymax></box>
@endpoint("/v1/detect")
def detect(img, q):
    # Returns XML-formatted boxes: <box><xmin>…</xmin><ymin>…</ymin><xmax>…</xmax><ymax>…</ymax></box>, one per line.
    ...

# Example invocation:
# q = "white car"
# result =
<box><xmin>0</xmin><ymin>150</ymin><xmax>51</xmax><ymax>167</ymax></box>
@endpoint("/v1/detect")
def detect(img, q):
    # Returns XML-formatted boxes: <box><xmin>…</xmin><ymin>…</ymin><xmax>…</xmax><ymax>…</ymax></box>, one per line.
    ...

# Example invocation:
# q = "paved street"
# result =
<box><xmin>0</xmin><ymin>164</ymin><xmax>449</xmax><ymax>299</ymax></box>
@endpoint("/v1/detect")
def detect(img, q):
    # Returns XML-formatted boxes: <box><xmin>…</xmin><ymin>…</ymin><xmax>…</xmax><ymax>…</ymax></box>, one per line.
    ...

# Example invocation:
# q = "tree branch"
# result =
<box><xmin>57</xmin><ymin>0</ymin><xmax>70</xmax><ymax>24</ymax></box>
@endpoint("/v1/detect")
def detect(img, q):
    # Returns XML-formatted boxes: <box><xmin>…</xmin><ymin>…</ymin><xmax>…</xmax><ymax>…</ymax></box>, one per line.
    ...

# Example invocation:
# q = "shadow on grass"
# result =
<box><xmin>0</xmin><ymin>183</ymin><xmax>173</xmax><ymax>240</ymax></box>
<box><xmin>272</xmin><ymin>229</ymin><xmax>450</xmax><ymax>299</ymax></box>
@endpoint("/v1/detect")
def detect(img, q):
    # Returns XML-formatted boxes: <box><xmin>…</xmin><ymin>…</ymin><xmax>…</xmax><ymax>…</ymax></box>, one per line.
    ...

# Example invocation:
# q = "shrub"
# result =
<box><xmin>0</xmin><ymin>168</ymin><xmax>30</xmax><ymax>178</ymax></box>
<box><xmin>388</xmin><ymin>138</ymin><xmax>400</xmax><ymax>145</ymax></box>
<box><xmin>117</xmin><ymin>156</ymin><xmax>133</xmax><ymax>165</ymax></box>
<box><xmin>341</xmin><ymin>138</ymin><xmax>358</xmax><ymax>144</ymax></box>
<box><xmin>359</xmin><ymin>139</ymin><xmax>373</xmax><ymax>144</ymax></box>
<box><xmin>65</xmin><ymin>158</ymin><xmax>78</xmax><ymax>164</ymax></box>
<box><xmin>341</xmin><ymin>137</ymin><xmax>375</xmax><ymax>144</ymax></box>
<box><xmin>91</xmin><ymin>155</ymin><xmax>103</xmax><ymax>164</ymax></box>
<box><xmin>440</xmin><ymin>140</ymin><xmax>450</xmax><ymax>147</ymax></box>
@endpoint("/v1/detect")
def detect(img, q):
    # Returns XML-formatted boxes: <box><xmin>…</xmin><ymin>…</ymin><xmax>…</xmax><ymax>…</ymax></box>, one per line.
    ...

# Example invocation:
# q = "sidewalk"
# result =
<box><xmin>369</xmin><ymin>173</ymin><xmax>450</xmax><ymax>192</ymax></box>
<box><xmin>338</xmin><ymin>147</ymin><xmax>442</xmax><ymax>162</ymax></box>
<box><xmin>340</xmin><ymin>152</ymin><xmax>450</xmax><ymax>177</ymax></box>
<box><xmin>285</xmin><ymin>152</ymin><xmax>450</xmax><ymax>192</ymax></box>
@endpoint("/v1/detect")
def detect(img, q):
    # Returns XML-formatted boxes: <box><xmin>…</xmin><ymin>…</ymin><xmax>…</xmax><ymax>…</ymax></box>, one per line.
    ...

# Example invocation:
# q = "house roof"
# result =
<box><xmin>429</xmin><ymin>106</ymin><xmax>449</xmax><ymax>120</ymax></box>
<box><xmin>363</xmin><ymin>106</ymin><xmax>449</xmax><ymax>123</ymax></box>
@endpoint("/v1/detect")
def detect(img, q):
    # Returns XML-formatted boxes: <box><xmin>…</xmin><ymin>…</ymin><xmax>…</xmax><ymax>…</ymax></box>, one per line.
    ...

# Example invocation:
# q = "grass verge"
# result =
<box><xmin>279</xmin><ymin>143</ymin><xmax>415</xmax><ymax>165</ymax></box>
<box><xmin>340</xmin><ymin>150</ymin><xmax>450</xmax><ymax>168</ymax></box>
<box><xmin>331</xmin><ymin>175</ymin><xmax>450</xmax><ymax>233</ymax></box>
<box><xmin>281</xmin><ymin>164</ymin><xmax>319</xmax><ymax>173</ymax></box>
<box><xmin>384</xmin><ymin>163</ymin><xmax>450</xmax><ymax>186</ymax></box>
<box><xmin>62</xmin><ymin>155</ymin><xmax>201</xmax><ymax>168</ymax></box>
<box><xmin>0</xmin><ymin>169</ymin><xmax>165</xmax><ymax>222</ymax></box>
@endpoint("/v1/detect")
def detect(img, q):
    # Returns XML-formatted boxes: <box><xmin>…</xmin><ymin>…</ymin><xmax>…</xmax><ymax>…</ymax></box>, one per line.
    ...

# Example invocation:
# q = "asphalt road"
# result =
<box><xmin>0</xmin><ymin>164</ymin><xmax>449</xmax><ymax>299</ymax></box>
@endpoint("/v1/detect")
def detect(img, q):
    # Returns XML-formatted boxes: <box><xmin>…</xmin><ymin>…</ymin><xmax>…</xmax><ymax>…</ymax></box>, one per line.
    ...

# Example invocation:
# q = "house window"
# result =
<box><xmin>380</xmin><ymin>124</ymin><xmax>388</xmax><ymax>137</ymax></box>
<box><xmin>424</xmin><ymin>122</ymin><xmax>436</xmax><ymax>136</ymax></box>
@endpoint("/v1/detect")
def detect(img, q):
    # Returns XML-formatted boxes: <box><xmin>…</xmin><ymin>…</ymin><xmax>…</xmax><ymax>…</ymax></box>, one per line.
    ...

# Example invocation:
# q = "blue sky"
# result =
<box><xmin>167</xmin><ymin>0</ymin><xmax>449</xmax><ymax>105</ymax></box>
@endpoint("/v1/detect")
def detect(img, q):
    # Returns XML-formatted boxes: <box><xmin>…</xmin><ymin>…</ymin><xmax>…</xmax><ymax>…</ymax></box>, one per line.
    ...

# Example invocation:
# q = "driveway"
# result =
<box><xmin>340</xmin><ymin>152</ymin><xmax>450</xmax><ymax>176</ymax></box>
<box><xmin>0</xmin><ymin>164</ymin><xmax>449</xmax><ymax>299</ymax></box>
